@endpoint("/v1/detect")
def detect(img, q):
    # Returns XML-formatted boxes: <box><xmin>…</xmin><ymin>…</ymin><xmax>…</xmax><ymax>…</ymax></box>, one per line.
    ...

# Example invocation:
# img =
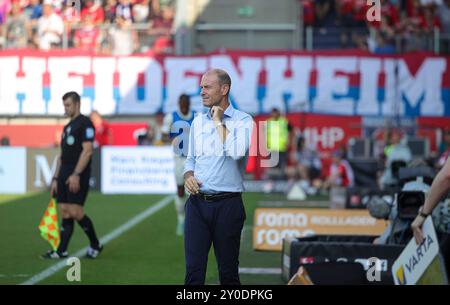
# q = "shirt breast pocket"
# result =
<box><xmin>193</xmin><ymin>129</ymin><xmax>212</xmax><ymax>155</ymax></box>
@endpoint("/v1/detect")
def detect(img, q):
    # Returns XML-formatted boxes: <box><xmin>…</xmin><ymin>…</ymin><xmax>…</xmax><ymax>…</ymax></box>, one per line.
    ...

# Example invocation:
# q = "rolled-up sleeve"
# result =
<box><xmin>183</xmin><ymin>118</ymin><xmax>196</xmax><ymax>174</ymax></box>
<box><xmin>223</xmin><ymin>115</ymin><xmax>254</xmax><ymax>161</ymax></box>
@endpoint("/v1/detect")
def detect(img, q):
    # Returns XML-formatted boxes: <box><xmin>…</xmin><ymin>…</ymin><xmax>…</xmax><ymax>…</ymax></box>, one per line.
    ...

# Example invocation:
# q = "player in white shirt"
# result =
<box><xmin>162</xmin><ymin>94</ymin><xmax>196</xmax><ymax>236</ymax></box>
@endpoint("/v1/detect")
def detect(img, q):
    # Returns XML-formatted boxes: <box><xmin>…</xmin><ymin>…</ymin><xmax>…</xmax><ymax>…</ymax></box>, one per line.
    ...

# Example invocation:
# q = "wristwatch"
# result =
<box><xmin>419</xmin><ymin>211</ymin><xmax>429</xmax><ymax>218</ymax></box>
<box><xmin>419</xmin><ymin>206</ymin><xmax>429</xmax><ymax>218</ymax></box>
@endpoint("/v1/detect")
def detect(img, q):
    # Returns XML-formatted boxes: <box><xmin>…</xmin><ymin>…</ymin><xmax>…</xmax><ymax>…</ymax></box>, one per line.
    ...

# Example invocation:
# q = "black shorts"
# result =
<box><xmin>56</xmin><ymin>166</ymin><xmax>91</xmax><ymax>206</ymax></box>
<box><xmin>309</xmin><ymin>167</ymin><xmax>322</xmax><ymax>180</ymax></box>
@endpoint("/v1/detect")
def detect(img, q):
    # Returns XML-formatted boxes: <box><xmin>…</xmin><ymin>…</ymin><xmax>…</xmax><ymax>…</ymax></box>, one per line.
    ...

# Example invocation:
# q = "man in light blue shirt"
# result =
<box><xmin>183</xmin><ymin>68</ymin><xmax>253</xmax><ymax>285</ymax></box>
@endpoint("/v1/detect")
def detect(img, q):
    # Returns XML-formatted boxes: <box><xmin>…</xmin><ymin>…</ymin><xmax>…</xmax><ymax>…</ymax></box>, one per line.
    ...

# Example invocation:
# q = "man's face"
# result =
<box><xmin>43</xmin><ymin>4</ymin><xmax>53</xmax><ymax>16</ymax></box>
<box><xmin>83</xmin><ymin>14</ymin><xmax>94</xmax><ymax>26</ymax></box>
<box><xmin>391</xmin><ymin>132</ymin><xmax>401</xmax><ymax>144</ymax></box>
<box><xmin>63</xmin><ymin>98</ymin><xmax>78</xmax><ymax>118</ymax></box>
<box><xmin>179</xmin><ymin>98</ymin><xmax>190</xmax><ymax>115</ymax></box>
<box><xmin>11</xmin><ymin>1</ymin><xmax>21</xmax><ymax>14</ymax></box>
<box><xmin>200</xmin><ymin>72</ymin><xmax>224</xmax><ymax>108</ymax></box>
<box><xmin>271</xmin><ymin>109</ymin><xmax>280</xmax><ymax>119</ymax></box>
<box><xmin>162</xmin><ymin>7</ymin><xmax>174</xmax><ymax>20</ymax></box>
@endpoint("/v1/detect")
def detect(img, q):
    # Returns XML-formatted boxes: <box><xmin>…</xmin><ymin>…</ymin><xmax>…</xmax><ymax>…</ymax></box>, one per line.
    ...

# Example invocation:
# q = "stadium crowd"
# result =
<box><xmin>1</xmin><ymin>0</ymin><xmax>450</xmax><ymax>54</ymax></box>
<box><xmin>0</xmin><ymin>0</ymin><xmax>175</xmax><ymax>54</ymax></box>
<box><xmin>302</xmin><ymin>0</ymin><xmax>450</xmax><ymax>53</ymax></box>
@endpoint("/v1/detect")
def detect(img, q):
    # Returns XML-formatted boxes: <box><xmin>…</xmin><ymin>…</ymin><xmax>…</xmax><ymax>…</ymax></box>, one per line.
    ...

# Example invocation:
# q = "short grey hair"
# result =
<box><xmin>208</xmin><ymin>68</ymin><xmax>231</xmax><ymax>89</ymax></box>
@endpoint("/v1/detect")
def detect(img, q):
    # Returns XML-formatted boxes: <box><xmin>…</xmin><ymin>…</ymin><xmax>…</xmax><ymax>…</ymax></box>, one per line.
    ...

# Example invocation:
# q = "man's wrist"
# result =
<box><xmin>419</xmin><ymin>205</ymin><xmax>431</xmax><ymax>217</ymax></box>
<box><xmin>214</xmin><ymin>120</ymin><xmax>224</xmax><ymax>128</ymax></box>
<box><xmin>184</xmin><ymin>171</ymin><xmax>194</xmax><ymax>180</ymax></box>
<box><xmin>72</xmin><ymin>171</ymin><xmax>80</xmax><ymax>177</ymax></box>
<box><xmin>419</xmin><ymin>211</ymin><xmax>430</xmax><ymax>218</ymax></box>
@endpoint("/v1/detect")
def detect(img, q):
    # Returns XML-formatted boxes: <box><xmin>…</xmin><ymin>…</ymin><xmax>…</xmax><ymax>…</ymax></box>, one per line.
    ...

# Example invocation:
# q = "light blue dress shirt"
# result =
<box><xmin>183</xmin><ymin>104</ymin><xmax>254</xmax><ymax>194</ymax></box>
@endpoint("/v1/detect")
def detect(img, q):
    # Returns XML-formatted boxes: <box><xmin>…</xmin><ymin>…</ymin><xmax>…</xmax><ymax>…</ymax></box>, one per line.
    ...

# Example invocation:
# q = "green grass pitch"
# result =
<box><xmin>0</xmin><ymin>191</ymin><xmax>286</xmax><ymax>285</ymax></box>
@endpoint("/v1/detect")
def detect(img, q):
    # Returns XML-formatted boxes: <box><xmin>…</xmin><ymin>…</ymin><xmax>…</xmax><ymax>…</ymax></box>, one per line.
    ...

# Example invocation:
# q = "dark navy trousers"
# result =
<box><xmin>184</xmin><ymin>194</ymin><xmax>246</xmax><ymax>285</ymax></box>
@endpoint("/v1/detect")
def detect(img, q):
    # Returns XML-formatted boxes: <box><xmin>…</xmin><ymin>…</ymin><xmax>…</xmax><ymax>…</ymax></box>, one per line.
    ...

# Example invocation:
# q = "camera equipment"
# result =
<box><xmin>368</xmin><ymin>166</ymin><xmax>436</xmax><ymax>245</ymax></box>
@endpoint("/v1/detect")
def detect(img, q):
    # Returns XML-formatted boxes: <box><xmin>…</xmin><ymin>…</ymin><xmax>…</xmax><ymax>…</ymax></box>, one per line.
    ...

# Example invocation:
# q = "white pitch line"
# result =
<box><xmin>20</xmin><ymin>195</ymin><xmax>174</xmax><ymax>285</ymax></box>
<box><xmin>239</xmin><ymin>268</ymin><xmax>281</xmax><ymax>275</ymax></box>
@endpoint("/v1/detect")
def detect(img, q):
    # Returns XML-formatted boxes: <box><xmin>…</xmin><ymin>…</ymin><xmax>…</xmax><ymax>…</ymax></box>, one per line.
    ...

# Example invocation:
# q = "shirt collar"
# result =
<box><xmin>206</xmin><ymin>103</ymin><xmax>234</xmax><ymax>119</ymax></box>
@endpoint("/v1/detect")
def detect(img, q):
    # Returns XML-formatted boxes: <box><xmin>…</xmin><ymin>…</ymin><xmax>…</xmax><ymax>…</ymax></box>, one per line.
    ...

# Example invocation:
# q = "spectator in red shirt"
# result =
<box><xmin>368</xmin><ymin>0</ymin><xmax>400</xmax><ymax>29</ymax></box>
<box><xmin>90</xmin><ymin>110</ymin><xmax>112</xmax><ymax>148</ymax></box>
<box><xmin>382</xmin><ymin>0</ymin><xmax>400</xmax><ymax>25</ymax></box>
<box><xmin>352</xmin><ymin>0</ymin><xmax>368</xmax><ymax>27</ymax></box>
<box><xmin>152</xmin><ymin>33</ymin><xmax>173</xmax><ymax>54</ymax></box>
<box><xmin>336</xmin><ymin>0</ymin><xmax>354</xmax><ymax>26</ymax></box>
<box><xmin>301</xmin><ymin>0</ymin><xmax>315</xmax><ymax>26</ymax></box>
<box><xmin>336</xmin><ymin>0</ymin><xmax>367</xmax><ymax>48</ymax></box>
<box><xmin>148</xmin><ymin>4</ymin><xmax>173</xmax><ymax>36</ymax></box>
<box><xmin>74</xmin><ymin>13</ymin><xmax>101</xmax><ymax>52</ymax></box>
<box><xmin>323</xmin><ymin>149</ymin><xmax>355</xmax><ymax>189</ymax></box>
<box><xmin>406</xmin><ymin>0</ymin><xmax>423</xmax><ymax>23</ymax></box>
<box><xmin>81</xmin><ymin>0</ymin><xmax>104</xmax><ymax>25</ymax></box>
<box><xmin>419</xmin><ymin>5</ymin><xmax>442</xmax><ymax>33</ymax></box>
<box><xmin>148</xmin><ymin>4</ymin><xmax>174</xmax><ymax>53</ymax></box>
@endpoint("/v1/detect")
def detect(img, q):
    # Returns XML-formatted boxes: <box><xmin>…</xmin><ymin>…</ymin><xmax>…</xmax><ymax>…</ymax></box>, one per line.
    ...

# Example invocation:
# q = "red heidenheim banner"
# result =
<box><xmin>0</xmin><ymin>49</ymin><xmax>448</xmax><ymax>117</ymax></box>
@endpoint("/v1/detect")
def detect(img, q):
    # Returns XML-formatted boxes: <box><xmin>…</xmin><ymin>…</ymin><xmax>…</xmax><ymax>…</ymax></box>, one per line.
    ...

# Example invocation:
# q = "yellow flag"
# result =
<box><xmin>38</xmin><ymin>198</ymin><xmax>60</xmax><ymax>251</ymax></box>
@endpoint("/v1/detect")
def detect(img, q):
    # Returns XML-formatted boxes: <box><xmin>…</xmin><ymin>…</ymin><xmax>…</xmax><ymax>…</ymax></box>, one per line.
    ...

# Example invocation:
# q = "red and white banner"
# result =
<box><xmin>0</xmin><ymin>122</ymin><xmax>147</xmax><ymax>147</ymax></box>
<box><xmin>2</xmin><ymin>115</ymin><xmax>448</xmax><ymax>152</ymax></box>
<box><xmin>0</xmin><ymin>50</ymin><xmax>449</xmax><ymax>116</ymax></box>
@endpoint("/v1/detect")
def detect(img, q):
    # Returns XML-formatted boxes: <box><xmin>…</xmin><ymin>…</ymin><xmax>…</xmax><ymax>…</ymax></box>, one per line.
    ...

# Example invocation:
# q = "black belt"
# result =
<box><xmin>196</xmin><ymin>192</ymin><xmax>241</xmax><ymax>202</ymax></box>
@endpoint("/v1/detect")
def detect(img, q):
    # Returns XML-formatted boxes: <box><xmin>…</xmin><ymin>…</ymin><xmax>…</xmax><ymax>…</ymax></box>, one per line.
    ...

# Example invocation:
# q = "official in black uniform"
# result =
<box><xmin>42</xmin><ymin>91</ymin><xmax>103</xmax><ymax>259</ymax></box>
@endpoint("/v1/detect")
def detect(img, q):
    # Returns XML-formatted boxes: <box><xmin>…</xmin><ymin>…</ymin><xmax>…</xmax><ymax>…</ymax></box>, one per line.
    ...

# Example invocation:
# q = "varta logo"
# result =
<box><xmin>405</xmin><ymin>235</ymin><xmax>434</xmax><ymax>273</ymax></box>
<box><xmin>396</xmin><ymin>265</ymin><xmax>407</xmax><ymax>285</ymax></box>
